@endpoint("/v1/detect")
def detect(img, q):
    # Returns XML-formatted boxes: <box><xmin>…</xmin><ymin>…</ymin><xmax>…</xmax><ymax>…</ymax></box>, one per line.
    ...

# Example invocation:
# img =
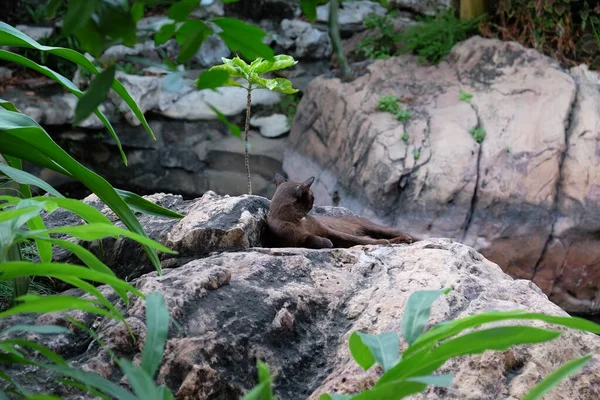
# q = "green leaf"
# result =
<box><xmin>406</xmin><ymin>310</ymin><xmax>600</xmax><ymax>358</ymax></box>
<box><xmin>208</xmin><ymin>104</ymin><xmax>241</xmax><ymax>137</ymax></box>
<box><xmin>120</xmin><ymin>360</ymin><xmax>159</xmax><ymax>399</ymax></box>
<box><xmin>319</xmin><ymin>395</ymin><xmax>354</xmax><ymax>400</ymax></box>
<box><xmin>0</xmin><ymin>109</ymin><xmax>163</xmax><ymax>274</ymax></box>
<box><xmin>0</xmin><ymin>261</ymin><xmax>142</xmax><ymax>298</ymax></box>
<box><xmin>43</xmin><ymin>364</ymin><xmax>138</xmax><ymax>400</ymax></box>
<box><xmin>402</xmin><ymin>289</ymin><xmax>449</xmax><ymax>346</ymax></box>
<box><xmin>73</xmin><ymin>19</ymin><xmax>105</xmax><ymax>57</ymax></box>
<box><xmin>212</xmin><ymin>18</ymin><xmax>274</xmax><ymax>61</ymax></box>
<box><xmin>406</xmin><ymin>374</ymin><xmax>454</xmax><ymax>387</ymax></box>
<box><xmin>0</xmin><ymin>206</ymin><xmax>40</xmax><ymax>224</ymax></box>
<box><xmin>0</xmin><ymin>22</ymin><xmax>155</xmax><ymax>141</ymax></box>
<box><xmin>257</xmin><ymin>360</ymin><xmax>274</xmax><ymax>400</ymax></box>
<box><xmin>349</xmin><ymin>332</ymin><xmax>376</xmax><ymax>370</ymax></box>
<box><xmin>63</xmin><ymin>0</ymin><xmax>100</xmax><ymax>35</ymax></box>
<box><xmin>116</xmin><ymin>189</ymin><xmax>184</xmax><ymax>219</ymax></box>
<box><xmin>141</xmin><ymin>292</ymin><xmax>170</xmax><ymax>378</ymax></box>
<box><xmin>241</xmin><ymin>382</ymin><xmax>270</xmax><ymax>400</ymax></box>
<box><xmin>0</xmin><ymin>295</ymin><xmax>112</xmax><ymax>320</ymax></box>
<box><xmin>176</xmin><ymin>20</ymin><xmax>212</xmax><ymax>63</ymax></box>
<box><xmin>379</xmin><ymin>326</ymin><xmax>562</xmax><ymax>386</ymax></box>
<box><xmin>45</xmin><ymin>0</ymin><xmax>62</xmax><ymax>19</ymax></box>
<box><xmin>353</xmin><ymin>332</ymin><xmax>399</xmax><ymax>372</ymax></box>
<box><xmin>0</xmin><ymin>50</ymin><xmax>127</xmax><ymax>165</ymax></box>
<box><xmin>251</xmin><ymin>54</ymin><xmax>298</xmax><ymax>75</ymax></box>
<box><xmin>155</xmin><ymin>23</ymin><xmax>176</xmax><ymax>46</ymax></box>
<box><xmin>522</xmin><ymin>355</ymin><xmax>592</xmax><ymax>400</ymax></box>
<box><xmin>196</xmin><ymin>69</ymin><xmax>230</xmax><ymax>91</ymax></box>
<box><xmin>0</xmin><ymin>163</ymin><xmax>64</xmax><ymax>198</ymax></box>
<box><xmin>300</xmin><ymin>0</ymin><xmax>318</xmax><ymax>21</ymax></box>
<box><xmin>0</xmin><ymin>98</ymin><xmax>19</xmax><ymax>112</ymax></box>
<box><xmin>168</xmin><ymin>0</ymin><xmax>197</xmax><ymax>22</ymax></box>
<box><xmin>1</xmin><ymin>338</ymin><xmax>68</xmax><ymax>366</ymax></box>
<box><xmin>0</xmin><ymin>324</ymin><xmax>71</xmax><ymax>336</ymax></box>
<box><xmin>29</xmin><ymin>196</ymin><xmax>112</xmax><ymax>224</ymax></box>
<box><xmin>74</xmin><ymin>65</ymin><xmax>116</xmax><ymax>126</ymax></box>
<box><xmin>131</xmin><ymin>2</ymin><xmax>145</xmax><ymax>23</ymax></box>
<box><xmin>24</xmin><ymin>223</ymin><xmax>175</xmax><ymax>254</ymax></box>
<box><xmin>253</xmin><ymin>76</ymin><xmax>299</xmax><ymax>94</ymax></box>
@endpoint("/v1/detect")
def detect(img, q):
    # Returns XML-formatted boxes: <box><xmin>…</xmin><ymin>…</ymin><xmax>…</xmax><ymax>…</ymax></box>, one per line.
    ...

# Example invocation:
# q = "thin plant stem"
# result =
<box><xmin>329</xmin><ymin>0</ymin><xmax>354</xmax><ymax>82</ymax></box>
<box><xmin>244</xmin><ymin>87</ymin><xmax>252</xmax><ymax>195</ymax></box>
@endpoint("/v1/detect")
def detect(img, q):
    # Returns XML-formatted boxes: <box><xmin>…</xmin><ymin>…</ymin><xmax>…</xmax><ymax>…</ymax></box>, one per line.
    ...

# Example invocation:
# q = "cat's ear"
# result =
<box><xmin>274</xmin><ymin>173</ymin><xmax>287</xmax><ymax>186</ymax></box>
<box><xmin>295</xmin><ymin>176</ymin><xmax>315</xmax><ymax>196</ymax></box>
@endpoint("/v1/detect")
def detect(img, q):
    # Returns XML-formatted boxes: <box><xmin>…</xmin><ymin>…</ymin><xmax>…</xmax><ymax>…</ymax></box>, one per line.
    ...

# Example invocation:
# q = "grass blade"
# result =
<box><xmin>141</xmin><ymin>292</ymin><xmax>170</xmax><ymax>378</ymax></box>
<box><xmin>74</xmin><ymin>65</ymin><xmax>116</xmax><ymax>126</ymax></box>
<box><xmin>402</xmin><ymin>289</ymin><xmax>449</xmax><ymax>346</ymax></box>
<box><xmin>522</xmin><ymin>355</ymin><xmax>592</xmax><ymax>400</ymax></box>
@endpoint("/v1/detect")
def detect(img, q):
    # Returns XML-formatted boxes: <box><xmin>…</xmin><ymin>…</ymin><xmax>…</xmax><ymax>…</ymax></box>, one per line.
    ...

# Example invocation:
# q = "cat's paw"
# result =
<box><xmin>390</xmin><ymin>235</ymin><xmax>413</xmax><ymax>244</ymax></box>
<box><xmin>320</xmin><ymin>237</ymin><xmax>334</xmax><ymax>248</ymax></box>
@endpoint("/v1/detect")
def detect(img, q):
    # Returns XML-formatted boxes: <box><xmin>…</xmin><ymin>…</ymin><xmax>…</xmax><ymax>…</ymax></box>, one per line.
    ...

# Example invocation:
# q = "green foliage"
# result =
<box><xmin>413</xmin><ymin>150</ymin><xmax>421</xmax><ymax>160</ymax></box>
<box><xmin>397</xmin><ymin>9</ymin><xmax>484</xmax><ymax>64</ymax></box>
<box><xmin>522</xmin><ymin>355</ymin><xmax>592</xmax><ymax>400</ymax></box>
<box><xmin>279</xmin><ymin>93</ymin><xmax>302</xmax><ymax>126</ymax></box>
<box><xmin>357</xmin><ymin>11</ymin><xmax>400</xmax><ymax>59</ymax></box>
<box><xmin>459</xmin><ymin>89</ymin><xmax>473</xmax><ymax>102</ymax></box>
<box><xmin>74</xmin><ymin>65</ymin><xmax>116</xmax><ymax>126</ymax></box>
<box><xmin>377</xmin><ymin>95</ymin><xmax>411</xmax><ymax>121</ymax></box>
<box><xmin>395</xmin><ymin>108</ymin><xmax>411</xmax><ymax>121</ymax></box>
<box><xmin>16</xmin><ymin>32</ymin><xmax>82</xmax><ymax>78</ymax></box>
<box><xmin>470</xmin><ymin>127</ymin><xmax>486</xmax><ymax>143</ymax></box>
<box><xmin>401</xmin><ymin>132</ymin><xmax>409</xmax><ymax>141</ymax></box>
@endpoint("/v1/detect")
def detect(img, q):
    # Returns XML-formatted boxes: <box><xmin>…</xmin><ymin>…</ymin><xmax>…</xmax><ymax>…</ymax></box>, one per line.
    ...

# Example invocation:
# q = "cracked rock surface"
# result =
<box><xmin>2</xmin><ymin>192</ymin><xmax>600</xmax><ymax>399</ymax></box>
<box><xmin>284</xmin><ymin>36</ymin><xmax>599</xmax><ymax>314</ymax></box>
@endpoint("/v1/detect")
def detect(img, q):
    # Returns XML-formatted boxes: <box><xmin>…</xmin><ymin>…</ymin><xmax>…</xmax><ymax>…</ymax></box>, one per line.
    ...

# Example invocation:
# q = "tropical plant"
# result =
<box><xmin>245</xmin><ymin>289</ymin><xmax>600</xmax><ymax>400</ymax></box>
<box><xmin>203</xmin><ymin>55</ymin><xmax>299</xmax><ymax>194</ymax></box>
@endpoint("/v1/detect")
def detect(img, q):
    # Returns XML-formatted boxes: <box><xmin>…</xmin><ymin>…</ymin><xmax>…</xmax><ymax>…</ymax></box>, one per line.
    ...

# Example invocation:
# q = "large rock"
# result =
<box><xmin>283</xmin><ymin>36</ymin><xmax>600</xmax><ymax>314</ymax></box>
<box><xmin>2</xmin><ymin>197</ymin><xmax>600</xmax><ymax>399</ymax></box>
<box><xmin>389</xmin><ymin>0</ymin><xmax>452</xmax><ymax>15</ymax></box>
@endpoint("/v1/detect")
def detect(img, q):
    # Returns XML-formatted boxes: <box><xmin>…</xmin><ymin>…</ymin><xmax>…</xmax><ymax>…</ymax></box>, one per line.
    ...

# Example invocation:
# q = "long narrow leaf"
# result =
<box><xmin>0</xmin><ymin>296</ymin><xmax>111</xmax><ymax>319</ymax></box>
<box><xmin>74</xmin><ymin>65</ymin><xmax>116</xmax><ymax>126</ymax></box>
<box><xmin>29</xmin><ymin>197</ymin><xmax>112</xmax><ymax>224</ymax></box>
<box><xmin>141</xmin><ymin>292</ymin><xmax>170</xmax><ymax>378</ymax></box>
<box><xmin>0</xmin><ymin>49</ymin><xmax>127</xmax><ymax>165</ymax></box>
<box><xmin>0</xmin><ymin>22</ymin><xmax>155</xmax><ymax>140</ymax></box>
<box><xmin>0</xmin><ymin>325</ymin><xmax>70</xmax><ymax>336</ymax></box>
<box><xmin>120</xmin><ymin>360</ymin><xmax>159</xmax><ymax>399</ymax></box>
<box><xmin>1</xmin><ymin>339</ymin><xmax>67</xmax><ymax>366</ymax></box>
<box><xmin>116</xmin><ymin>189</ymin><xmax>183</xmax><ymax>219</ymax></box>
<box><xmin>402</xmin><ymin>289</ymin><xmax>449</xmax><ymax>345</ymax></box>
<box><xmin>522</xmin><ymin>355</ymin><xmax>592</xmax><ymax>400</ymax></box>
<box><xmin>0</xmin><ymin>110</ymin><xmax>165</xmax><ymax>274</ymax></box>
<box><xmin>0</xmin><ymin>163</ymin><xmax>63</xmax><ymax>198</ymax></box>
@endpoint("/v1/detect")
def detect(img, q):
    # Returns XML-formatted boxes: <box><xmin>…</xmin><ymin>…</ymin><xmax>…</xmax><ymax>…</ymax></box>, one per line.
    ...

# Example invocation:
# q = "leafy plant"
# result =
<box><xmin>357</xmin><ymin>11</ymin><xmax>400</xmax><ymax>60</ymax></box>
<box><xmin>396</xmin><ymin>9</ymin><xmax>484</xmax><ymax>64</ymax></box>
<box><xmin>204</xmin><ymin>55</ymin><xmax>299</xmax><ymax>194</ymax></box>
<box><xmin>413</xmin><ymin>150</ymin><xmax>420</xmax><ymax>160</ymax></box>
<box><xmin>401</xmin><ymin>132</ymin><xmax>409</xmax><ymax>141</ymax></box>
<box><xmin>459</xmin><ymin>89</ymin><xmax>473</xmax><ymax>102</ymax></box>
<box><xmin>245</xmin><ymin>289</ymin><xmax>599</xmax><ymax>400</ymax></box>
<box><xmin>470</xmin><ymin>127</ymin><xmax>486</xmax><ymax>143</ymax></box>
<box><xmin>395</xmin><ymin>108</ymin><xmax>411</xmax><ymax>121</ymax></box>
<box><xmin>377</xmin><ymin>95</ymin><xmax>401</xmax><ymax>114</ymax></box>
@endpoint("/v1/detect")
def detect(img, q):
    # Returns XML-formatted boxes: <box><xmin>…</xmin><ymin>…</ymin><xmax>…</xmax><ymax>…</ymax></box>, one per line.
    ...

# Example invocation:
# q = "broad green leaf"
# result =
<box><xmin>208</xmin><ymin>104</ymin><xmax>241</xmax><ymax>137</ymax></box>
<box><xmin>0</xmin><ymin>324</ymin><xmax>70</xmax><ymax>336</ymax></box>
<box><xmin>0</xmin><ymin>109</ymin><xmax>163</xmax><ymax>274</ymax></box>
<box><xmin>131</xmin><ymin>2</ymin><xmax>145</xmax><ymax>22</ymax></box>
<box><xmin>167</xmin><ymin>0</ymin><xmax>197</xmax><ymax>22</ymax></box>
<box><xmin>241</xmin><ymin>382</ymin><xmax>270</xmax><ymax>400</ymax></box>
<box><xmin>196</xmin><ymin>70</ymin><xmax>230</xmax><ymax>91</ymax></box>
<box><xmin>155</xmin><ymin>23</ymin><xmax>176</xmax><ymax>46</ymax></box>
<box><xmin>73</xmin><ymin>19</ymin><xmax>105</xmax><ymax>57</ymax></box>
<box><xmin>402</xmin><ymin>289</ymin><xmax>449</xmax><ymax>346</ymax></box>
<box><xmin>210</xmin><ymin>59</ymin><xmax>244</xmax><ymax>79</ymax></box>
<box><xmin>0</xmin><ymin>262</ymin><xmax>143</xmax><ymax>298</ymax></box>
<box><xmin>74</xmin><ymin>65</ymin><xmax>116</xmax><ymax>126</ymax></box>
<box><xmin>300</xmin><ymin>0</ymin><xmax>318</xmax><ymax>21</ymax></box>
<box><xmin>351</xmin><ymin>381</ymin><xmax>426</xmax><ymax>400</ymax></box>
<box><xmin>0</xmin><ymin>49</ymin><xmax>127</xmax><ymax>165</ymax></box>
<box><xmin>0</xmin><ymin>163</ymin><xmax>63</xmax><ymax>198</ymax></box>
<box><xmin>0</xmin><ymin>22</ymin><xmax>155</xmax><ymax>141</ymax></box>
<box><xmin>251</xmin><ymin>55</ymin><xmax>298</xmax><ymax>75</ymax></box>
<box><xmin>43</xmin><ymin>364</ymin><xmax>138</xmax><ymax>400</ymax></box>
<box><xmin>353</xmin><ymin>332</ymin><xmax>399</xmax><ymax>372</ymax></box>
<box><xmin>45</xmin><ymin>0</ymin><xmax>62</xmax><ymax>19</ymax></box>
<box><xmin>253</xmin><ymin>77</ymin><xmax>299</xmax><ymax>94</ymax></box>
<box><xmin>0</xmin><ymin>98</ymin><xmax>18</xmax><ymax>112</ymax></box>
<box><xmin>349</xmin><ymin>332</ymin><xmax>376</xmax><ymax>370</ymax></box>
<box><xmin>1</xmin><ymin>339</ymin><xmax>67</xmax><ymax>366</ymax></box>
<box><xmin>63</xmin><ymin>0</ymin><xmax>101</xmax><ymax>35</ymax></box>
<box><xmin>0</xmin><ymin>207</ymin><xmax>40</xmax><ymax>224</ymax></box>
<box><xmin>379</xmin><ymin>326</ymin><xmax>562</xmax><ymax>386</ymax></box>
<box><xmin>406</xmin><ymin>310</ymin><xmax>600</xmax><ymax>358</ymax></box>
<box><xmin>0</xmin><ymin>296</ymin><xmax>111</xmax><ymax>319</ymax></box>
<box><xmin>212</xmin><ymin>18</ymin><xmax>274</xmax><ymax>61</ymax></box>
<box><xmin>522</xmin><ymin>355</ymin><xmax>592</xmax><ymax>400</ymax></box>
<box><xmin>141</xmin><ymin>292</ymin><xmax>170</xmax><ymax>378</ymax></box>
<box><xmin>115</xmin><ymin>189</ymin><xmax>184</xmax><ymax>219</ymax></box>
<box><xmin>176</xmin><ymin>20</ymin><xmax>212</xmax><ymax>63</ymax></box>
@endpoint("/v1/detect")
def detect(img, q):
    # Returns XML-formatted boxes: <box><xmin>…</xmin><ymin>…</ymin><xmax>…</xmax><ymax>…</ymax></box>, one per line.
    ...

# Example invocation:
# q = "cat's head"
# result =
<box><xmin>270</xmin><ymin>173</ymin><xmax>315</xmax><ymax>215</ymax></box>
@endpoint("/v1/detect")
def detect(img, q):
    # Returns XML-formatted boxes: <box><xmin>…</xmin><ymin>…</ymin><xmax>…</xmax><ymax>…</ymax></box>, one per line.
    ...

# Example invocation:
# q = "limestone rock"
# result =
<box><xmin>2</xmin><ymin>233</ymin><xmax>600</xmax><ymax>399</ymax></box>
<box><xmin>283</xmin><ymin>36</ymin><xmax>598</xmax><ymax>313</ymax></box>
<box><xmin>250</xmin><ymin>113</ymin><xmax>290</xmax><ymax>138</ymax></box>
<box><xmin>271</xmin><ymin>19</ymin><xmax>332</xmax><ymax>59</ymax></box>
<box><xmin>194</xmin><ymin>34</ymin><xmax>230</xmax><ymax>67</ymax></box>
<box><xmin>389</xmin><ymin>0</ymin><xmax>452</xmax><ymax>15</ymax></box>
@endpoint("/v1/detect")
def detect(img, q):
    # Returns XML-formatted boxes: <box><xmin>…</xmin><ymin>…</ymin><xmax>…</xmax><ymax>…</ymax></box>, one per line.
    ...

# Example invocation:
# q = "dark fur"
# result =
<box><xmin>266</xmin><ymin>173</ymin><xmax>417</xmax><ymax>249</ymax></box>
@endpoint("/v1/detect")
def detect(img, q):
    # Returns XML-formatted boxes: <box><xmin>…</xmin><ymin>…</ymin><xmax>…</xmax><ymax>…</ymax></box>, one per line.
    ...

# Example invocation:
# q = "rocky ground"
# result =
<box><xmin>1</xmin><ymin>191</ymin><xmax>600</xmax><ymax>399</ymax></box>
